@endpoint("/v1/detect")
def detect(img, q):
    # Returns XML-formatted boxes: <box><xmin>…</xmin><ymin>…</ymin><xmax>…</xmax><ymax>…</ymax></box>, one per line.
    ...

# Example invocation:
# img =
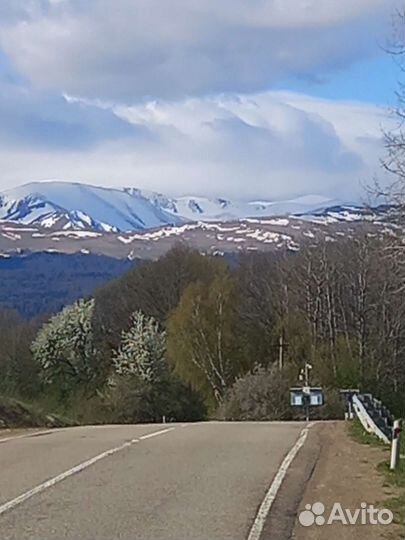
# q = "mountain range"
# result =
<box><xmin>0</xmin><ymin>180</ymin><xmax>398</xmax><ymax>262</ymax></box>
<box><xmin>0</xmin><ymin>181</ymin><xmax>347</xmax><ymax>232</ymax></box>
<box><xmin>0</xmin><ymin>181</ymin><xmax>398</xmax><ymax>317</ymax></box>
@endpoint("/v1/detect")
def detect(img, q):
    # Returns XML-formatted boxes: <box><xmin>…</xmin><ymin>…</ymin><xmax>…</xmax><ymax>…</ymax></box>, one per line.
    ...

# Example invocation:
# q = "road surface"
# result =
<box><xmin>0</xmin><ymin>422</ymin><xmax>306</xmax><ymax>540</ymax></box>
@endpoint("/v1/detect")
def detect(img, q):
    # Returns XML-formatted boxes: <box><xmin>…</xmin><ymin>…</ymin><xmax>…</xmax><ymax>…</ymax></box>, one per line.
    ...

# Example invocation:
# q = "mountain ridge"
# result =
<box><xmin>0</xmin><ymin>203</ymin><xmax>397</xmax><ymax>261</ymax></box>
<box><xmin>0</xmin><ymin>181</ymin><xmax>351</xmax><ymax>233</ymax></box>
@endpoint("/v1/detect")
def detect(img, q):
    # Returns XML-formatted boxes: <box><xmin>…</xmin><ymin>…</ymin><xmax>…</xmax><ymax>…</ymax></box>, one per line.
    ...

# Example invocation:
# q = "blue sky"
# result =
<box><xmin>279</xmin><ymin>55</ymin><xmax>398</xmax><ymax>105</ymax></box>
<box><xmin>0</xmin><ymin>0</ymin><xmax>402</xmax><ymax>201</ymax></box>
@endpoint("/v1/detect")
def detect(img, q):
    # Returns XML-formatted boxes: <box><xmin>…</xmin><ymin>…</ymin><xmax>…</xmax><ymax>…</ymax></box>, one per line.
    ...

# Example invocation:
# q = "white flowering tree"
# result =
<box><xmin>113</xmin><ymin>311</ymin><xmax>167</xmax><ymax>384</ymax></box>
<box><xmin>32</xmin><ymin>299</ymin><xmax>97</xmax><ymax>397</ymax></box>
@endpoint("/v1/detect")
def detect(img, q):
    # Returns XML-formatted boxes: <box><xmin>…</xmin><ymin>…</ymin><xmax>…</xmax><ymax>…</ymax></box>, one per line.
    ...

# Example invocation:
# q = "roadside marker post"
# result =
<box><xmin>390</xmin><ymin>419</ymin><xmax>402</xmax><ymax>471</ymax></box>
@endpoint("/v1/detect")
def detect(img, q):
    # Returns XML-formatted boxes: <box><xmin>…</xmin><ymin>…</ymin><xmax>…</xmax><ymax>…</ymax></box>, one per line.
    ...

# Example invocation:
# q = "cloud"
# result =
<box><xmin>0</xmin><ymin>1</ymin><xmax>396</xmax><ymax>200</ymax></box>
<box><xmin>0</xmin><ymin>81</ymin><xmax>147</xmax><ymax>151</ymax></box>
<box><xmin>0</xmin><ymin>90</ymin><xmax>391</xmax><ymax>200</ymax></box>
<box><xmin>0</xmin><ymin>0</ymin><xmax>398</xmax><ymax>101</ymax></box>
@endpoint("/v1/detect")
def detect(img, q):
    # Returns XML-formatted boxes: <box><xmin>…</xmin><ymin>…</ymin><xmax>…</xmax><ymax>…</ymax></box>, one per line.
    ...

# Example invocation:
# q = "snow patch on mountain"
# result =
<box><xmin>157</xmin><ymin>194</ymin><xmax>344</xmax><ymax>222</ymax></box>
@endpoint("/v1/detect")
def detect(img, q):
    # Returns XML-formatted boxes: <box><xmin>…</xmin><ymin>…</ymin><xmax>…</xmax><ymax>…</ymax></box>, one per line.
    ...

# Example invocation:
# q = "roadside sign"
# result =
<box><xmin>290</xmin><ymin>386</ymin><xmax>324</xmax><ymax>408</ymax></box>
<box><xmin>290</xmin><ymin>386</ymin><xmax>324</xmax><ymax>421</ymax></box>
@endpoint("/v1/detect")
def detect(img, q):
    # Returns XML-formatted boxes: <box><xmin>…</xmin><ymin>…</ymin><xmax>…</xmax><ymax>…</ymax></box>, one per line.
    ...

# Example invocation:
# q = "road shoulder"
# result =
<box><xmin>291</xmin><ymin>422</ymin><xmax>403</xmax><ymax>540</ymax></box>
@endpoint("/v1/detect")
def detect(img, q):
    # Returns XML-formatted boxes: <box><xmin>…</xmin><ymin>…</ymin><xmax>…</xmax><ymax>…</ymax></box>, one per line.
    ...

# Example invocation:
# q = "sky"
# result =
<box><xmin>0</xmin><ymin>0</ymin><xmax>402</xmax><ymax>201</ymax></box>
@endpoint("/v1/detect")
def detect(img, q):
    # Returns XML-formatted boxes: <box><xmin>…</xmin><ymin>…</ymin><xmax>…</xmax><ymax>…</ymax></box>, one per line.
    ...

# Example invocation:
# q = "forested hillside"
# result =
<box><xmin>1</xmin><ymin>240</ymin><xmax>403</xmax><ymax>426</ymax></box>
<box><xmin>0</xmin><ymin>253</ymin><xmax>134</xmax><ymax>318</ymax></box>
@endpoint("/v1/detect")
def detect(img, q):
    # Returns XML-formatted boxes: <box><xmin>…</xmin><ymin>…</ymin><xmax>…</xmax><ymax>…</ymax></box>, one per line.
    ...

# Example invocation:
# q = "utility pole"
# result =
<box><xmin>304</xmin><ymin>363</ymin><xmax>311</xmax><ymax>387</ymax></box>
<box><xmin>278</xmin><ymin>331</ymin><xmax>284</xmax><ymax>370</ymax></box>
<box><xmin>278</xmin><ymin>329</ymin><xmax>288</xmax><ymax>371</ymax></box>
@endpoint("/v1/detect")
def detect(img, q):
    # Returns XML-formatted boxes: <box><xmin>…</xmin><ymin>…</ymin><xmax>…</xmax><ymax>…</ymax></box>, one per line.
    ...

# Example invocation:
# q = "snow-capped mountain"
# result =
<box><xmin>0</xmin><ymin>182</ymin><xmax>185</xmax><ymax>232</ymax></box>
<box><xmin>0</xmin><ymin>181</ymin><xmax>349</xmax><ymax>232</ymax></box>
<box><xmin>160</xmin><ymin>194</ymin><xmax>347</xmax><ymax>221</ymax></box>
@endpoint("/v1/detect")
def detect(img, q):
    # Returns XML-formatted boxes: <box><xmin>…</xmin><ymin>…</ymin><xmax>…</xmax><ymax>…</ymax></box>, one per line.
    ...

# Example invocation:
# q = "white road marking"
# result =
<box><xmin>247</xmin><ymin>423</ymin><xmax>314</xmax><ymax>540</ymax></box>
<box><xmin>0</xmin><ymin>427</ymin><xmax>176</xmax><ymax>517</ymax></box>
<box><xmin>139</xmin><ymin>427</ymin><xmax>175</xmax><ymax>440</ymax></box>
<box><xmin>0</xmin><ymin>429</ymin><xmax>60</xmax><ymax>444</ymax></box>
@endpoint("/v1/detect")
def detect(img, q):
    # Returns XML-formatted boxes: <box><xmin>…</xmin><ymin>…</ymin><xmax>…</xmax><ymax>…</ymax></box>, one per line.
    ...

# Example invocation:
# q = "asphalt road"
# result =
<box><xmin>0</xmin><ymin>422</ymin><xmax>305</xmax><ymax>540</ymax></box>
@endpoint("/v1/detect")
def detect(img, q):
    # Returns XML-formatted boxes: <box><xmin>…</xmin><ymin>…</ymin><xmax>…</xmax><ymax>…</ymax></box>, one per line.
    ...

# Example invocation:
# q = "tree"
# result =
<box><xmin>235</xmin><ymin>252</ymin><xmax>288</xmax><ymax>370</ymax></box>
<box><xmin>371</xmin><ymin>8</ymin><xmax>405</xmax><ymax>415</ymax></box>
<box><xmin>110</xmin><ymin>310</ymin><xmax>206</xmax><ymax>422</ymax></box>
<box><xmin>0</xmin><ymin>309</ymin><xmax>40</xmax><ymax>398</ymax></box>
<box><xmin>381</xmin><ymin>9</ymin><xmax>405</xmax><ymax>203</ymax></box>
<box><xmin>283</xmin><ymin>236</ymin><xmax>405</xmax><ymax>416</ymax></box>
<box><xmin>113</xmin><ymin>311</ymin><xmax>167</xmax><ymax>384</ymax></box>
<box><xmin>92</xmin><ymin>245</ymin><xmax>230</xmax><ymax>382</ymax></box>
<box><xmin>167</xmin><ymin>271</ymin><xmax>241</xmax><ymax>406</ymax></box>
<box><xmin>31</xmin><ymin>299</ymin><xmax>99</xmax><ymax>400</ymax></box>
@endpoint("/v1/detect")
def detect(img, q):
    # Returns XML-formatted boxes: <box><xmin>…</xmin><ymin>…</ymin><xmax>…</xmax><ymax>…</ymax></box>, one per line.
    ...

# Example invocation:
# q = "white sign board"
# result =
<box><xmin>290</xmin><ymin>387</ymin><xmax>324</xmax><ymax>407</ymax></box>
<box><xmin>291</xmin><ymin>393</ymin><xmax>303</xmax><ymax>406</ymax></box>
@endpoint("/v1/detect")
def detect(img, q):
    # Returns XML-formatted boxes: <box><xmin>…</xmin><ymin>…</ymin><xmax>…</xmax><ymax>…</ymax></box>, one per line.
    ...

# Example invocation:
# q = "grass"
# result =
<box><xmin>377</xmin><ymin>432</ymin><xmax>405</xmax><ymax>530</ymax></box>
<box><xmin>378</xmin><ymin>451</ymin><xmax>405</xmax><ymax>489</ymax></box>
<box><xmin>348</xmin><ymin>417</ymin><xmax>387</xmax><ymax>447</ymax></box>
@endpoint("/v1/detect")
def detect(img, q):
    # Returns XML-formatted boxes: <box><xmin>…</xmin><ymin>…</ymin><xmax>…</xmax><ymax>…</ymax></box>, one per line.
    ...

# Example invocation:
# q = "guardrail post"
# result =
<box><xmin>390</xmin><ymin>419</ymin><xmax>402</xmax><ymax>470</ymax></box>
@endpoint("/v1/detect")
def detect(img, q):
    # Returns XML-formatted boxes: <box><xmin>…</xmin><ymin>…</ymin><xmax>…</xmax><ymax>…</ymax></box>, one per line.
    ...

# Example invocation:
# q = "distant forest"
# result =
<box><xmin>1</xmin><ymin>241</ymin><xmax>403</xmax><ymax>427</ymax></box>
<box><xmin>0</xmin><ymin>252</ymin><xmax>134</xmax><ymax>318</ymax></box>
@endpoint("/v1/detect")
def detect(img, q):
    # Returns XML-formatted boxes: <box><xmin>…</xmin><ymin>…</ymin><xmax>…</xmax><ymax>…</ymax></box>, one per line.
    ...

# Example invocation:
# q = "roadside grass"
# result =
<box><xmin>377</xmin><ymin>432</ymin><xmax>405</xmax><ymax>530</ymax></box>
<box><xmin>349</xmin><ymin>419</ymin><xmax>405</xmax><ymax>533</ymax></box>
<box><xmin>0</xmin><ymin>395</ymin><xmax>76</xmax><ymax>429</ymax></box>
<box><xmin>0</xmin><ymin>390</ymin><xmax>114</xmax><ymax>429</ymax></box>
<box><xmin>348</xmin><ymin>418</ymin><xmax>386</xmax><ymax>447</ymax></box>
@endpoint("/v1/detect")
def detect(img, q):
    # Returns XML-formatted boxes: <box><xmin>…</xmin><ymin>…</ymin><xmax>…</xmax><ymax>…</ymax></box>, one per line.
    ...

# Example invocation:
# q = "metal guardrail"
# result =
<box><xmin>351</xmin><ymin>393</ymin><xmax>402</xmax><ymax>470</ymax></box>
<box><xmin>352</xmin><ymin>394</ymin><xmax>392</xmax><ymax>444</ymax></box>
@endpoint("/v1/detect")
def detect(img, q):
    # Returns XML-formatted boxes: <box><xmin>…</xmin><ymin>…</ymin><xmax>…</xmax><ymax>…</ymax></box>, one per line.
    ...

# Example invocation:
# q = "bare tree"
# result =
<box><xmin>379</xmin><ymin>9</ymin><xmax>405</xmax><ymax>210</ymax></box>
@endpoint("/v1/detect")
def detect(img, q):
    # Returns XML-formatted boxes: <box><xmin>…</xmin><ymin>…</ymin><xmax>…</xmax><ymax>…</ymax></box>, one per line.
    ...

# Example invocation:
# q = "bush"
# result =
<box><xmin>315</xmin><ymin>388</ymin><xmax>345</xmax><ymax>420</ymax></box>
<box><xmin>107</xmin><ymin>376</ymin><xmax>207</xmax><ymax>424</ymax></box>
<box><xmin>218</xmin><ymin>365</ymin><xmax>292</xmax><ymax>421</ymax></box>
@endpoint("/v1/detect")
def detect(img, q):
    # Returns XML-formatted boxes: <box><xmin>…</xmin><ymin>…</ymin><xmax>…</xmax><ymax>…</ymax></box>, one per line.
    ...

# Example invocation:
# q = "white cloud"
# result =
<box><xmin>0</xmin><ymin>1</ymin><xmax>397</xmax><ymax>200</ymax></box>
<box><xmin>0</xmin><ymin>0</ymin><xmax>398</xmax><ymax>101</ymax></box>
<box><xmin>0</xmin><ymin>91</ymin><xmax>391</xmax><ymax>201</ymax></box>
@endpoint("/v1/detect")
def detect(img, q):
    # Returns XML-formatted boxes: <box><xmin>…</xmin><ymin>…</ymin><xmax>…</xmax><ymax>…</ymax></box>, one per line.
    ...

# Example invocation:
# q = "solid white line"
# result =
<box><xmin>247</xmin><ymin>423</ymin><xmax>314</xmax><ymax>540</ymax></box>
<box><xmin>0</xmin><ymin>440</ymin><xmax>135</xmax><ymax>516</ymax></box>
<box><xmin>0</xmin><ymin>427</ymin><xmax>175</xmax><ymax>517</ymax></box>
<box><xmin>0</xmin><ymin>429</ymin><xmax>60</xmax><ymax>445</ymax></box>
<box><xmin>139</xmin><ymin>427</ymin><xmax>175</xmax><ymax>440</ymax></box>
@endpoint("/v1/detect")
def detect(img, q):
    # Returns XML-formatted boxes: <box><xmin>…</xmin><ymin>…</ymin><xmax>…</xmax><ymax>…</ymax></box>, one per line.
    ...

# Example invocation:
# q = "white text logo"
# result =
<box><xmin>299</xmin><ymin>502</ymin><xmax>394</xmax><ymax>527</ymax></box>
